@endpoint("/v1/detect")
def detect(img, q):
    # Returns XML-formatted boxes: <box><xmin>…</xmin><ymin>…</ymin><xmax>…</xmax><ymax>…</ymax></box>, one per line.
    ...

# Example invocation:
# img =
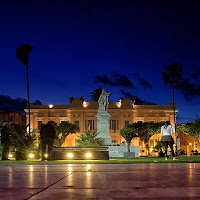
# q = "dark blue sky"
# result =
<box><xmin>1</xmin><ymin>0</ymin><xmax>200</xmax><ymax>123</ymax></box>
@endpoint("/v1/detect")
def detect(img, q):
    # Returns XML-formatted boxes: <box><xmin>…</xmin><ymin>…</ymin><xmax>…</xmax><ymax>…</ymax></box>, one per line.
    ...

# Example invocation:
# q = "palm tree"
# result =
<box><xmin>76</xmin><ymin>130</ymin><xmax>104</xmax><ymax>147</ymax></box>
<box><xmin>90</xmin><ymin>88</ymin><xmax>102</xmax><ymax>101</ymax></box>
<box><xmin>16</xmin><ymin>44</ymin><xmax>33</xmax><ymax>135</ymax></box>
<box><xmin>162</xmin><ymin>62</ymin><xmax>182</xmax><ymax>156</ymax></box>
<box><xmin>57</xmin><ymin>121</ymin><xmax>79</xmax><ymax>146</ymax></box>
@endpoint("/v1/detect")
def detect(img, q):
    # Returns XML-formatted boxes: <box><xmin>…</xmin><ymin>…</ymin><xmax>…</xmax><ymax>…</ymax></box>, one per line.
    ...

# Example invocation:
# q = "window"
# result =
<box><xmin>85</xmin><ymin>120</ymin><xmax>94</xmax><ymax>130</ymax></box>
<box><xmin>125</xmin><ymin>120</ymin><xmax>129</xmax><ymax>126</ymax></box>
<box><xmin>74</xmin><ymin>121</ymin><xmax>79</xmax><ymax>127</ymax></box>
<box><xmin>110</xmin><ymin>120</ymin><xmax>119</xmax><ymax>133</ymax></box>
<box><xmin>10</xmin><ymin>116</ymin><xmax>13</xmax><ymax>121</ymax></box>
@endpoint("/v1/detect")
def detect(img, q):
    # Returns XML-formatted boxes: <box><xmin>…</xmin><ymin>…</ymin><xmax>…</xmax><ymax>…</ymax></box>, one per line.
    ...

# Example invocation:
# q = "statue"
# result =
<box><xmin>96</xmin><ymin>89</ymin><xmax>112</xmax><ymax>145</ymax></box>
<box><xmin>98</xmin><ymin>89</ymin><xmax>110</xmax><ymax>112</ymax></box>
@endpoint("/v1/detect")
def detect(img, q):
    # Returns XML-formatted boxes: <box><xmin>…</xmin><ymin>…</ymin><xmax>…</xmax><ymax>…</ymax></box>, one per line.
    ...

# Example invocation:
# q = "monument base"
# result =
<box><xmin>98</xmin><ymin>137</ymin><xmax>112</xmax><ymax>146</ymax></box>
<box><xmin>96</xmin><ymin>111</ymin><xmax>112</xmax><ymax>145</ymax></box>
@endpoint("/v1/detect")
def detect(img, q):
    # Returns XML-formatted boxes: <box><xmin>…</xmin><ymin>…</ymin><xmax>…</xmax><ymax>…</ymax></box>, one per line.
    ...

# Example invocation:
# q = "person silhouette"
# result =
<box><xmin>161</xmin><ymin>121</ymin><xmax>177</xmax><ymax>161</ymax></box>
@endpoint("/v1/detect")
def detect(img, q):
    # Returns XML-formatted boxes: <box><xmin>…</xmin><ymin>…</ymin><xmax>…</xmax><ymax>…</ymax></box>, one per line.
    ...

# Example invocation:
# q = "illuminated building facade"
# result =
<box><xmin>25</xmin><ymin>98</ymin><xmax>199</xmax><ymax>155</ymax></box>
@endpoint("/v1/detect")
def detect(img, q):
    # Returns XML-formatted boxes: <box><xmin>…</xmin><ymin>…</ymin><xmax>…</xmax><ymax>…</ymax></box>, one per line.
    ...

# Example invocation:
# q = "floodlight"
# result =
<box><xmin>86</xmin><ymin>153</ymin><xmax>92</xmax><ymax>158</ymax></box>
<box><xmin>8</xmin><ymin>154</ymin><xmax>13</xmax><ymax>158</ymax></box>
<box><xmin>67</xmin><ymin>153</ymin><xmax>73</xmax><ymax>158</ymax></box>
<box><xmin>29</xmin><ymin>153</ymin><xmax>34</xmax><ymax>158</ymax></box>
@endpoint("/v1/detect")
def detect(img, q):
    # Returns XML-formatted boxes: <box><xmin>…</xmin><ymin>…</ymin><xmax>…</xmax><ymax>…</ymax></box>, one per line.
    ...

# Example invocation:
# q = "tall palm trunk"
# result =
<box><xmin>26</xmin><ymin>65</ymin><xmax>30</xmax><ymax>136</ymax></box>
<box><xmin>172</xmin><ymin>84</ymin><xmax>177</xmax><ymax>156</ymax></box>
<box><xmin>16</xmin><ymin>44</ymin><xmax>33</xmax><ymax>136</ymax></box>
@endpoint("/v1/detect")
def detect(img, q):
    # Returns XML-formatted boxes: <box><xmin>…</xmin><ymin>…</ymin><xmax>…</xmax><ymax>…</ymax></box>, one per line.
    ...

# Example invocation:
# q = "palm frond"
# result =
<box><xmin>16</xmin><ymin>44</ymin><xmax>33</xmax><ymax>66</ymax></box>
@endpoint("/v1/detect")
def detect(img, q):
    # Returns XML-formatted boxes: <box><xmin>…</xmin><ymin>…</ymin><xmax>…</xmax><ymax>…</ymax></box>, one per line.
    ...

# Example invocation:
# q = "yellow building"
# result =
<box><xmin>25</xmin><ymin>98</ymin><xmax>188</xmax><ymax>154</ymax></box>
<box><xmin>0</xmin><ymin>111</ymin><xmax>26</xmax><ymax>125</ymax></box>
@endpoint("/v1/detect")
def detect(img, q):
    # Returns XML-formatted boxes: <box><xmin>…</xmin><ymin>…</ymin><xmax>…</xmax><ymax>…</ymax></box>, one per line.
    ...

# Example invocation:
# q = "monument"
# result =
<box><xmin>96</xmin><ymin>89</ymin><xmax>112</xmax><ymax>145</ymax></box>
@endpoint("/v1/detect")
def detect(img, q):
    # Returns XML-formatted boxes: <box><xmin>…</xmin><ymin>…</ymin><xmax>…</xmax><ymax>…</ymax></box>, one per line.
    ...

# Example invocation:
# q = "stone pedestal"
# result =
<box><xmin>124</xmin><ymin>152</ymin><xmax>135</xmax><ymax>158</ymax></box>
<box><xmin>96</xmin><ymin>112</ymin><xmax>112</xmax><ymax>145</ymax></box>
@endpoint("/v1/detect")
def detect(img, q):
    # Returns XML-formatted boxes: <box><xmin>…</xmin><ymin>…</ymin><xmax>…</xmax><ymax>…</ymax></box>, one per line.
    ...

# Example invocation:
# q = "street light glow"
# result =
<box><xmin>67</xmin><ymin>153</ymin><xmax>73</xmax><ymax>158</ymax></box>
<box><xmin>29</xmin><ymin>153</ymin><xmax>34</xmax><ymax>158</ymax></box>
<box><xmin>48</xmin><ymin>104</ymin><xmax>54</xmax><ymax>109</ymax></box>
<box><xmin>86</xmin><ymin>153</ymin><xmax>92</xmax><ymax>158</ymax></box>
<box><xmin>8</xmin><ymin>154</ymin><xmax>13</xmax><ymax>158</ymax></box>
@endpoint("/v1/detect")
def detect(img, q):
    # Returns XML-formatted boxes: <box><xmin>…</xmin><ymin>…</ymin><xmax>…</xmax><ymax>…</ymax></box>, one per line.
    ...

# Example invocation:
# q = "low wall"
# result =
<box><xmin>50</xmin><ymin>147</ymin><xmax>109</xmax><ymax>160</ymax></box>
<box><xmin>108</xmin><ymin>146</ymin><xmax>139</xmax><ymax>158</ymax></box>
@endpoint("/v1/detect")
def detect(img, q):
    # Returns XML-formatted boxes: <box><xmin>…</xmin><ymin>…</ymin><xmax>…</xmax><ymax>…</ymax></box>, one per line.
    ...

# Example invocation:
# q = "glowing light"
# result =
<box><xmin>87</xmin><ymin>164</ymin><xmax>91</xmax><ymax>171</ymax></box>
<box><xmin>189</xmin><ymin>143</ymin><xmax>192</xmax><ymax>146</ymax></box>
<box><xmin>117</xmin><ymin>99</ymin><xmax>122</xmax><ymax>108</ymax></box>
<box><xmin>44</xmin><ymin>154</ymin><xmax>48</xmax><ymax>158</ymax></box>
<box><xmin>86</xmin><ymin>153</ymin><xmax>92</xmax><ymax>158</ymax></box>
<box><xmin>83</xmin><ymin>101</ymin><xmax>87</xmax><ymax>108</ymax></box>
<box><xmin>30</xmin><ymin>165</ymin><xmax>33</xmax><ymax>171</ymax></box>
<box><xmin>8</xmin><ymin>154</ymin><xmax>13</xmax><ymax>158</ymax></box>
<box><xmin>67</xmin><ymin>153</ymin><xmax>73</xmax><ymax>158</ymax></box>
<box><xmin>48</xmin><ymin>104</ymin><xmax>54</xmax><ymax>109</ymax></box>
<box><xmin>29</xmin><ymin>153</ymin><xmax>34</xmax><ymax>158</ymax></box>
<box><xmin>68</xmin><ymin>164</ymin><xmax>72</xmax><ymax>171</ymax></box>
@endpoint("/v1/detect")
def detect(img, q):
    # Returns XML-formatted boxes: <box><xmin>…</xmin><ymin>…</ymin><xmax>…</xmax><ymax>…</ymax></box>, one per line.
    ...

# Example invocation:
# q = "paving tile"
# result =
<box><xmin>0</xmin><ymin>163</ymin><xmax>200</xmax><ymax>199</ymax></box>
<box><xmin>0</xmin><ymin>189</ymin><xmax>41</xmax><ymax>200</ymax></box>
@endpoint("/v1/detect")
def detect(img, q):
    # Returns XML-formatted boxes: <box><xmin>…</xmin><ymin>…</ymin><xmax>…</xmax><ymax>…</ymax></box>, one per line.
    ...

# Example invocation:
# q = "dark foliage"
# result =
<box><xmin>90</xmin><ymin>88</ymin><xmax>102</xmax><ymax>101</ymax></box>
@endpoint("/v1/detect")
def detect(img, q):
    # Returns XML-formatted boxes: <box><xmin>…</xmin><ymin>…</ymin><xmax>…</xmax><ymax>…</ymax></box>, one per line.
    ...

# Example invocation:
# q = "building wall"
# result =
<box><xmin>0</xmin><ymin>112</ymin><xmax>26</xmax><ymax>125</ymax></box>
<box><xmin>25</xmin><ymin>99</ymin><xmax>182</xmax><ymax>154</ymax></box>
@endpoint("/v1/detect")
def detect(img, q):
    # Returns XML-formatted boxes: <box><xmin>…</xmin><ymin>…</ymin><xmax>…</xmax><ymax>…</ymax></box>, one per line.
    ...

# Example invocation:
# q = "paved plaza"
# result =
<box><xmin>0</xmin><ymin>163</ymin><xmax>200</xmax><ymax>199</ymax></box>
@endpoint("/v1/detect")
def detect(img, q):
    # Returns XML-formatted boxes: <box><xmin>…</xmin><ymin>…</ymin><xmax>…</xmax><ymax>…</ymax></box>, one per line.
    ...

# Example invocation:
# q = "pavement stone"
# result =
<box><xmin>0</xmin><ymin>163</ymin><xmax>200</xmax><ymax>199</ymax></box>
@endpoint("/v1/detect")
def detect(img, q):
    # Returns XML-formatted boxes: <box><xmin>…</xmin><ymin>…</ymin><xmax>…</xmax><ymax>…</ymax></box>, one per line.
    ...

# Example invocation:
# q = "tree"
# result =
<box><xmin>153</xmin><ymin>139</ymin><xmax>165</xmax><ymax>157</ymax></box>
<box><xmin>9</xmin><ymin>123</ymin><xmax>36</xmax><ymax>152</ymax></box>
<box><xmin>177</xmin><ymin>119</ymin><xmax>200</xmax><ymax>143</ymax></box>
<box><xmin>76</xmin><ymin>130</ymin><xmax>104</xmax><ymax>147</ymax></box>
<box><xmin>1</xmin><ymin>123</ymin><xmax>12</xmax><ymax>160</ymax></box>
<box><xmin>90</xmin><ymin>88</ymin><xmax>102</xmax><ymax>101</ymax></box>
<box><xmin>162</xmin><ymin>62</ymin><xmax>182</xmax><ymax>156</ymax></box>
<box><xmin>57</xmin><ymin>121</ymin><xmax>79</xmax><ymax>146</ymax></box>
<box><xmin>128</xmin><ymin>122</ymin><xmax>162</xmax><ymax>156</ymax></box>
<box><xmin>39</xmin><ymin>121</ymin><xmax>79</xmax><ymax>149</ymax></box>
<box><xmin>120</xmin><ymin>126</ymin><xmax>137</xmax><ymax>152</ymax></box>
<box><xmin>16</xmin><ymin>44</ymin><xmax>33</xmax><ymax>135</ymax></box>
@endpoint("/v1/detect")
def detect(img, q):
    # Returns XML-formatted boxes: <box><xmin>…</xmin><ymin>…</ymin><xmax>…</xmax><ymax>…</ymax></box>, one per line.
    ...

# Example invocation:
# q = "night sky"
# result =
<box><xmin>1</xmin><ymin>0</ymin><xmax>200</xmax><ymax>123</ymax></box>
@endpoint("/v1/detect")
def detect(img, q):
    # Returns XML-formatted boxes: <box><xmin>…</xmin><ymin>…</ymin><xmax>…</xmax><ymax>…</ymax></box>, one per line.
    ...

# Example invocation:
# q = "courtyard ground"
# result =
<box><xmin>0</xmin><ymin>162</ymin><xmax>200</xmax><ymax>199</ymax></box>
